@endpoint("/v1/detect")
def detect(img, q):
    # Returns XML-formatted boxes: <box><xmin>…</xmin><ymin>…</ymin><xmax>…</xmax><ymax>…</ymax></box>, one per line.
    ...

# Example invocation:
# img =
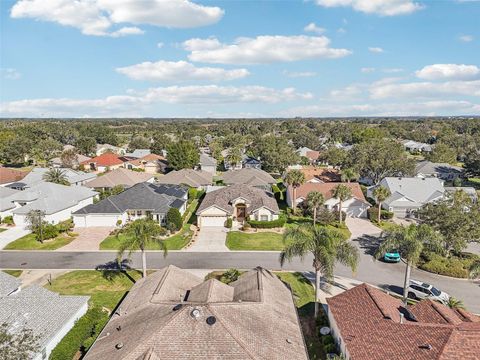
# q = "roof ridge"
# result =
<box><xmin>364</xmin><ymin>285</ymin><xmax>397</xmax><ymax>320</ymax></box>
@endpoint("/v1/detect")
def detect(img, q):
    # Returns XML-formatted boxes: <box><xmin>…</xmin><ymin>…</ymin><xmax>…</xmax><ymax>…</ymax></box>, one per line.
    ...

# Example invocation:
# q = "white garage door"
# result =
<box><xmin>346</xmin><ymin>205</ymin><xmax>368</xmax><ymax>218</ymax></box>
<box><xmin>200</xmin><ymin>216</ymin><xmax>227</xmax><ymax>227</ymax></box>
<box><xmin>73</xmin><ymin>215</ymin><xmax>119</xmax><ymax>227</ymax></box>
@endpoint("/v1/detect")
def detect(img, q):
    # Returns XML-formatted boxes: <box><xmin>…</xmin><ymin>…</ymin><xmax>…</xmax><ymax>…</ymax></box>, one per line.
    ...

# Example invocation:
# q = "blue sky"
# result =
<box><xmin>0</xmin><ymin>0</ymin><xmax>479</xmax><ymax>118</ymax></box>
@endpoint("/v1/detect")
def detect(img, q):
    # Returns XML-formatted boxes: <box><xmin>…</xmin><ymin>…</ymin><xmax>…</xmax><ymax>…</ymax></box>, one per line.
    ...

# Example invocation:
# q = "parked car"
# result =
<box><xmin>407</xmin><ymin>280</ymin><xmax>450</xmax><ymax>304</ymax></box>
<box><xmin>383</xmin><ymin>249</ymin><xmax>401</xmax><ymax>263</ymax></box>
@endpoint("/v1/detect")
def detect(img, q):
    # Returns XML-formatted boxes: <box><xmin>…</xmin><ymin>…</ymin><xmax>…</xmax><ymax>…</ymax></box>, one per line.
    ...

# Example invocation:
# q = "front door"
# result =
<box><xmin>236</xmin><ymin>205</ymin><xmax>246</xmax><ymax>220</ymax></box>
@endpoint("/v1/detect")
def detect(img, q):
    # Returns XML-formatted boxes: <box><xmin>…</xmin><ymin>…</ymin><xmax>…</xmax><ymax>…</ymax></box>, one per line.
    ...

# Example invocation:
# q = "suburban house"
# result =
<box><xmin>287</xmin><ymin>182</ymin><xmax>370</xmax><ymax>218</ymax></box>
<box><xmin>0</xmin><ymin>271</ymin><xmax>89</xmax><ymax>360</ymax></box>
<box><xmin>445</xmin><ymin>186</ymin><xmax>478</xmax><ymax>203</ymax></box>
<box><xmin>1</xmin><ymin>182</ymin><xmax>97</xmax><ymax>227</ymax></box>
<box><xmin>95</xmin><ymin>143</ymin><xmax>126</xmax><ymax>156</ymax></box>
<box><xmin>49</xmin><ymin>152</ymin><xmax>91</xmax><ymax>169</ymax></box>
<box><xmin>0</xmin><ymin>186</ymin><xmax>21</xmax><ymax>219</ymax></box>
<box><xmin>218</xmin><ymin>168</ymin><xmax>276</xmax><ymax>189</ymax></box>
<box><xmin>414</xmin><ymin>160</ymin><xmax>464</xmax><ymax>181</ymax></box>
<box><xmin>296</xmin><ymin>146</ymin><xmax>320</xmax><ymax>164</ymax></box>
<box><xmin>196</xmin><ymin>184</ymin><xmax>280</xmax><ymax>227</ymax></box>
<box><xmin>123</xmin><ymin>153</ymin><xmax>168</xmax><ymax>174</ymax></box>
<box><xmin>327</xmin><ymin>283</ymin><xmax>480</xmax><ymax>360</ymax></box>
<box><xmin>0</xmin><ymin>167</ymin><xmax>28</xmax><ymax>186</ymax></box>
<box><xmin>242</xmin><ymin>155</ymin><xmax>262</xmax><ymax>169</ymax></box>
<box><xmin>124</xmin><ymin>149</ymin><xmax>151</xmax><ymax>158</ymax></box>
<box><xmin>81</xmin><ymin>153</ymin><xmax>126</xmax><ymax>173</ymax></box>
<box><xmin>7</xmin><ymin>167</ymin><xmax>96</xmax><ymax>188</ymax></box>
<box><xmin>84</xmin><ymin>266</ymin><xmax>308</xmax><ymax>360</ymax></box>
<box><xmin>402</xmin><ymin>140</ymin><xmax>433</xmax><ymax>153</ymax></box>
<box><xmin>198</xmin><ymin>153</ymin><xmax>217</xmax><ymax>174</ymax></box>
<box><xmin>287</xmin><ymin>166</ymin><xmax>341</xmax><ymax>183</ymax></box>
<box><xmin>72</xmin><ymin>182</ymin><xmax>187</xmax><ymax>227</ymax></box>
<box><xmin>156</xmin><ymin>169</ymin><xmax>213</xmax><ymax>189</ymax></box>
<box><xmin>368</xmin><ymin>177</ymin><xmax>445</xmax><ymax>218</ymax></box>
<box><xmin>83</xmin><ymin>168</ymin><xmax>155</xmax><ymax>191</ymax></box>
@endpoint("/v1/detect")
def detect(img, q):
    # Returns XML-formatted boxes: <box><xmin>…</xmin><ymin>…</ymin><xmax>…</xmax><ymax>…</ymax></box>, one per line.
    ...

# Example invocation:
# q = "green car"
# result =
<box><xmin>384</xmin><ymin>250</ymin><xmax>401</xmax><ymax>263</ymax></box>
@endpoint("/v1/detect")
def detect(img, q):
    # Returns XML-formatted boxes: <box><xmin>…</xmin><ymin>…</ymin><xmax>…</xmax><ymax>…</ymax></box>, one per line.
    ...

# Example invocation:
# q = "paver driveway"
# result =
<box><xmin>58</xmin><ymin>227</ymin><xmax>113</xmax><ymax>251</ymax></box>
<box><xmin>186</xmin><ymin>226</ymin><xmax>228</xmax><ymax>252</ymax></box>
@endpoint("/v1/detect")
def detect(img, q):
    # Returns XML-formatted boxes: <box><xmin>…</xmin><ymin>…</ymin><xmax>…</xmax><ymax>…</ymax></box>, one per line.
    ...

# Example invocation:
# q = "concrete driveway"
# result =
<box><xmin>0</xmin><ymin>227</ymin><xmax>30</xmax><ymax>249</ymax></box>
<box><xmin>58</xmin><ymin>227</ymin><xmax>113</xmax><ymax>251</ymax></box>
<box><xmin>345</xmin><ymin>217</ymin><xmax>382</xmax><ymax>239</ymax></box>
<box><xmin>186</xmin><ymin>227</ymin><xmax>228</xmax><ymax>252</ymax></box>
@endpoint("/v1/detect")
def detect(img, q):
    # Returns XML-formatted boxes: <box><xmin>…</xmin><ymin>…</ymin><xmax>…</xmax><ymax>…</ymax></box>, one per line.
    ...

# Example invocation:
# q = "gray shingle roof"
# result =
<box><xmin>73</xmin><ymin>182</ymin><xmax>187</xmax><ymax>215</ymax></box>
<box><xmin>84</xmin><ymin>168</ymin><xmax>154</xmax><ymax>189</ymax></box>
<box><xmin>199</xmin><ymin>153</ymin><xmax>217</xmax><ymax>166</ymax></box>
<box><xmin>219</xmin><ymin>168</ymin><xmax>276</xmax><ymax>186</ymax></box>
<box><xmin>0</xmin><ymin>273</ymin><xmax>89</xmax><ymax>356</ymax></box>
<box><xmin>0</xmin><ymin>272</ymin><xmax>21</xmax><ymax>296</ymax></box>
<box><xmin>197</xmin><ymin>184</ymin><xmax>279</xmax><ymax>215</ymax></box>
<box><xmin>414</xmin><ymin>161</ymin><xmax>464</xmax><ymax>176</ymax></box>
<box><xmin>156</xmin><ymin>169</ymin><xmax>212</xmax><ymax>188</ymax></box>
<box><xmin>84</xmin><ymin>266</ymin><xmax>308</xmax><ymax>360</ymax></box>
<box><xmin>20</xmin><ymin>167</ymin><xmax>96</xmax><ymax>186</ymax></box>
<box><xmin>379</xmin><ymin>177</ymin><xmax>445</xmax><ymax>207</ymax></box>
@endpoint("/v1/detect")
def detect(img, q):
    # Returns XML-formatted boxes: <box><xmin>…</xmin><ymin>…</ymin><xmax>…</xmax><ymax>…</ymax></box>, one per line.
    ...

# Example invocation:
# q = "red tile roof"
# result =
<box><xmin>0</xmin><ymin>167</ymin><xmax>29</xmax><ymax>184</ymax></box>
<box><xmin>81</xmin><ymin>153</ymin><xmax>125</xmax><ymax>167</ymax></box>
<box><xmin>289</xmin><ymin>182</ymin><xmax>366</xmax><ymax>202</ymax></box>
<box><xmin>327</xmin><ymin>284</ymin><xmax>480</xmax><ymax>360</ymax></box>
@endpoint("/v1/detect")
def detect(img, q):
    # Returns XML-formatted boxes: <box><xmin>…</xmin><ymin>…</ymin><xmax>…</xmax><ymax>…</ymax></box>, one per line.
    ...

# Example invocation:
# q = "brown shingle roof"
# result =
<box><xmin>0</xmin><ymin>167</ymin><xmax>28</xmax><ymax>185</ymax></box>
<box><xmin>219</xmin><ymin>168</ymin><xmax>276</xmax><ymax>187</ymax></box>
<box><xmin>84</xmin><ymin>168</ymin><xmax>154</xmax><ymax>189</ymax></box>
<box><xmin>156</xmin><ymin>169</ymin><xmax>212</xmax><ymax>188</ymax></box>
<box><xmin>84</xmin><ymin>266</ymin><xmax>308</xmax><ymax>360</ymax></box>
<box><xmin>327</xmin><ymin>284</ymin><xmax>480</xmax><ymax>360</ymax></box>
<box><xmin>197</xmin><ymin>184</ymin><xmax>280</xmax><ymax>216</ymax></box>
<box><xmin>289</xmin><ymin>182</ymin><xmax>366</xmax><ymax>202</ymax></box>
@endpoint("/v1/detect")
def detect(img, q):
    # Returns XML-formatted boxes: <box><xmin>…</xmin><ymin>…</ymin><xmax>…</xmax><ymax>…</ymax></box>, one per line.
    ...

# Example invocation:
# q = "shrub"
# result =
<box><xmin>42</xmin><ymin>224</ymin><xmax>59</xmax><ymax>240</ymax></box>
<box><xmin>220</xmin><ymin>268</ymin><xmax>241</xmax><ymax>284</ymax></box>
<box><xmin>242</xmin><ymin>222</ymin><xmax>251</xmax><ymax>231</ymax></box>
<box><xmin>324</xmin><ymin>343</ymin><xmax>337</xmax><ymax>354</ymax></box>
<box><xmin>166</xmin><ymin>208</ymin><xmax>182</xmax><ymax>232</ymax></box>
<box><xmin>56</xmin><ymin>219</ymin><xmax>74</xmax><ymax>233</ymax></box>
<box><xmin>226</xmin><ymin>218</ymin><xmax>233</xmax><ymax>228</ymax></box>
<box><xmin>247</xmin><ymin>217</ymin><xmax>286</xmax><ymax>229</ymax></box>
<box><xmin>321</xmin><ymin>335</ymin><xmax>334</xmax><ymax>346</ymax></box>
<box><xmin>315</xmin><ymin>208</ymin><xmax>337</xmax><ymax>226</ymax></box>
<box><xmin>331</xmin><ymin>210</ymin><xmax>346</xmax><ymax>222</ymax></box>
<box><xmin>368</xmin><ymin>207</ymin><xmax>394</xmax><ymax>222</ymax></box>
<box><xmin>116</xmin><ymin>219</ymin><xmax>122</xmax><ymax>227</ymax></box>
<box><xmin>418</xmin><ymin>251</ymin><xmax>478</xmax><ymax>278</ymax></box>
<box><xmin>188</xmin><ymin>188</ymin><xmax>197</xmax><ymax>200</ymax></box>
<box><xmin>2</xmin><ymin>216</ymin><xmax>14</xmax><ymax>225</ymax></box>
<box><xmin>49</xmin><ymin>307</ymin><xmax>109</xmax><ymax>360</ymax></box>
<box><xmin>196</xmin><ymin>189</ymin><xmax>205</xmax><ymax>199</ymax></box>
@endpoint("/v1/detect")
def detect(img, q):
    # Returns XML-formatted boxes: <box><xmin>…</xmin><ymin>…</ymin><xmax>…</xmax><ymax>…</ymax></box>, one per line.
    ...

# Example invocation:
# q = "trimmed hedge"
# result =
<box><xmin>226</xmin><ymin>218</ymin><xmax>233</xmax><ymax>228</ymax></box>
<box><xmin>368</xmin><ymin>207</ymin><xmax>394</xmax><ymax>222</ymax></box>
<box><xmin>2</xmin><ymin>215</ymin><xmax>14</xmax><ymax>225</ymax></box>
<box><xmin>49</xmin><ymin>307</ymin><xmax>109</xmax><ymax>360</ymax></box>
<box><xmin>247</xmin><ymin>217</ymin><xmax>286</xmax><ymax>229</ymax></box>
<box><xmin>418</xmin><ymin>251</ymin><xmax>478</xmax><ymax>278</ymax></box>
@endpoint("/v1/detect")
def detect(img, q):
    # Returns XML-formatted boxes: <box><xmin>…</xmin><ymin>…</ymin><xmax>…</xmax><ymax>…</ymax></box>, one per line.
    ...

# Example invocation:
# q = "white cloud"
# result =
<box><xmin>283</xmin><ymin>70</ymin><xmax>317</xmax><ymax>78</ymax></box>
<box><xmin>382</xmin><ymin>68</ymin><xmax>404</xmax><ymax>73</ymax></box>
<box><xmin>368</xmin><ymin>47</ymin><xmax>384</xmax><ymax>53</ymax></box>
<box><xmin>304</xmin><ymin>22</ymin><xmax>326</xmax><ymax>34</ymax></box>
<box><xmin>157</xmin><ymin>42</ymin><xmax>164</xmax><ymax>48</ymax></box>
<box><xmin>459</xmin><ymin>35</ymin><xmax>474</xmax><ymax>42</ymax></box>
<box><xmin>116</xmin><ymin>60</ymin><xmax>249</xmax><ymax>82</ymax></box>
<box><xmin>361</xmin><ymin>67</ymin><xmax>375</xmax><ymax>73</ymax></box>
<box><xmin>183</xmin><ymin>35</ymin><xmax>352</xmax><ymax>64</ymax></box>
<box><xmin>415</xmin><ymin>64</ymin><xmax>480</xmax><ymax>81</ymax></box>
<box><xmin>1</xmin><ymin>85</ymin><xmax>312</xmax><ymax>116</ymax></box>
<box><xmin>2</xmin><ymin>68</ymin><xmax>22</xmax><ymax>80</ymax></box>
<box><xmin>10</xmin><ymin>0</ymin><xmax>224</xmax><ymax>36</ymax></box>
<box><xmin>315</xmin><ymin>0</ymin><xmax>423</xmax><ymax>16</ymax></box>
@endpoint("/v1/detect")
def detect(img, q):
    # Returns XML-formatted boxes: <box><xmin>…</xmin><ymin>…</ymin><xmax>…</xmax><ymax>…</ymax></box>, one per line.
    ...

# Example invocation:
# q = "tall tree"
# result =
<box><xmin>60</xmin><ymin>149</ymin><xmax>78</xmax><ymax>168</ymax></box>
<box><xmin>167</xmin><ymin>140</ymin><xmax>199</xmax><ymax>170</ymax></box>
<box><xmin>128</xmin><ymin>136</ymin><xmax>151</xmax><ymax>151</ymax></box>
<box><xmin>306</xmin><ymin>191</ymin><xmax>325</xmax><ymax>226</ymax></box>
<box><xmin>25</xmin><ymin>210</ymin><xmax>46</xmax><ymax>243</ymax></box>
<box><xmin>427</xmin><ymin>143</ymin><xmax>457</xmax><ymax>164</ymax></box>
<box><xmin>250</xmin><ymin>135</ymin><xmax>299</xmax><ymax>172</ymax></box>
<box><xmin>469</xmin><ymin>260</ymin><xmax>480</xmax><ymax>280</ymax></box>
<box><xmin>331</xmin><ymin>184</ymin><xmax>352</xmax><ymax>223</ymax></box>
<box><xmin>43</xmin><ymin>168</ymin><xmax>69</xmax><ymax>185</ymax></box>
<box><xmin>374</xmin><ymin>224</ymin><xmax>442</xmax><ymax>304</ymax></box>
<box><xmin>0</xmin><ymin>323</ymin><xmax>39</xmax><ymax>360</ymax></box>
<box><xmin>340</xmin><ymin>168</ymin><xmax>358</xmax><ymax>183</ymax></box>
<box><xmin>225</xmin><ymin>146</ymin><xmax>243</xmax><ymax>169</ymax></box>
<box><xmin>285</xmin><ymin>169</ymin><xmax>306</xmax><ymax>212</ymax></box>
<box><xmin>281</xmin><ymin>225</ymin><xmax>359</xmax><ymax>317</ymax></box>
<box><xmin>464</xmin><ymin>150</ymin><xmax>480</xmax><ymax>178</ymax></box>
<box><xmin>117</xmin><ymin>219</ymin><xmax>167</xmax><ymax>278</ymax></box>
<box><xmin>372</xmin><ymin>186</ymin><xmax>391</xmax><ymax>223</ymax></box>
<box><xmin>150</xmin><ymin>133</ymin><xmax>172</xmax><ymax>155</ymax></box>
<box><xmin>75</xmin><ymin>136</ymin><xmax>96</xmax><ymax>156</ymax></box>
<box><xmin>319</xmin><ymin>147</ymin><xmax>348</xmax><ymax>168</ymax></box>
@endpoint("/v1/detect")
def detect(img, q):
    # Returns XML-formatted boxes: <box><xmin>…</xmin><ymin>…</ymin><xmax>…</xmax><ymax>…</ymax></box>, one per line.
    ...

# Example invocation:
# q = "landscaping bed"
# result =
<box><xmin>418</xmin><ymin>251</ymin><xmax>479</xmax><ymax>278</ymax></box>
<box><xmin>4</xmin><ymin>233</ymin><xmax>76</xmax><ymax>250</ymax></box>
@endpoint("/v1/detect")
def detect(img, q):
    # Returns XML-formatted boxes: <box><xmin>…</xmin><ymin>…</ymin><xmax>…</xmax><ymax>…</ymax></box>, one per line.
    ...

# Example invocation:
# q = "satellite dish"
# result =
<box><xmin>191</xmin><ymin>308</ymin><xmax>201</xmax><ymax>319</ymax></box>
<box><xmin>320</xmin><ymin>327</ymin><xmax>331</xmax><ymax>335</ymax></box>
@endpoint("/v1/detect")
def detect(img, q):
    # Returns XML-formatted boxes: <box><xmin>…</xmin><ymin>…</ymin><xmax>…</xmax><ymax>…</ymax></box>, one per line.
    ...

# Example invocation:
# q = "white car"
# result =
<box><xmin>407</xmin><ymin>280</ymin><xmax>450</xmax><ymax>304</ymax></box>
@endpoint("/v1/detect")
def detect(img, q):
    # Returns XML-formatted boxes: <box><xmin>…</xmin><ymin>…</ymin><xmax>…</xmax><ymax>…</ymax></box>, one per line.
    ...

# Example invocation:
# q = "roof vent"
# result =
<box><xmin>116</xmin><ymin>325</ymin><xmax>122</xmax><ymax>331</ymax></box>
<box><xmin>115</xmin><ymin>342</ymin><xmax>124</xmax><ymax>350</ymax></box>
<box><xmin>286</xmin><ymin>338</ymin><xmax>292</xmax><ymax>344</ymax></box>
<box><xmin>419</xmin><ymin>344</ymin><xmax>432</xmax><ymax>350</ymax></box>
<box><xmin>206</xmin><ymin>316</ymin><xmax>216</xmax><ymax>326</ymax></box>
<box><xmin>173</xmin><ymin>304</ymin><xmax>183</xmax><ymax>311</ymax></box>
<box><xmin>191</xmin><ymin>308</ymin><xmax>201</xmax><ymax>319</ymax></box>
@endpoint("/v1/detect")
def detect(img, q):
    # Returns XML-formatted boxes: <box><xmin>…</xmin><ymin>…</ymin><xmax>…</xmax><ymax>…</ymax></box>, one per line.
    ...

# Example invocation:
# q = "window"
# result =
<box><xmin>136</xmin><ymin>210</ymin><xmax>142</xmax><ymax>216</ymax></box>
<box><xmin>260</xmin><ymin>215</ymin><xmax>269</xmax><ymax>221</ymax></box>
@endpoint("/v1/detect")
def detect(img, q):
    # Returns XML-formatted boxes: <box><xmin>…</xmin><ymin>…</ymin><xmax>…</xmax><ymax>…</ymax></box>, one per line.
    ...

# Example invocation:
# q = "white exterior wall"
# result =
<box><xmin>251</xmin><ymin>207</ymin><xmax>278</xmax><ymax>221</ymax></box>
<box><xmin>73</xmin><ymin>213</ymin><xmax>127</xmax><ymax>227</ymax></box>
<box><xmin>34</xmin><ymin>301</ymin><xmax>89</xmax><ymax>360</ymax></box>
<box><xmin>327</xmin><ymin>309</ymin><xmax>351</xmax><ymax>360</ymax></box>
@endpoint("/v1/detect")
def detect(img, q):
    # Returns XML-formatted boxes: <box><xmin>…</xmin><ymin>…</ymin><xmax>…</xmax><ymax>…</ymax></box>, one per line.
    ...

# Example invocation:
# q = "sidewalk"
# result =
<box><xmin>19</xmin><ymin>269</ymin><xmax>67</xmax><ymax>287</ymax></box>
<box><xmin>0</xmin><ymin>227</ymin><xmax>30</xmax><ymax>249</ymax></box>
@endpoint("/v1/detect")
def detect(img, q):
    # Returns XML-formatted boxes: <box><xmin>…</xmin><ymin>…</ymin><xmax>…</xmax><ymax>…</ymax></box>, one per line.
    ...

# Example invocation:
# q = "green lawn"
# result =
<box><xmin>4</xmin><ymin>233</ymin><xmax>76</xmax><ymax>250</ymax></box>
<box><xmin>226</xmin><ymin>231</ymin><xmax>285</xmax><ymax>250</ymax></box>
<box><xmin>2</xmin><ymin>270</ymin><xmax>22</xmax><ymax>277</ymax></box>
<box><xmin>376</xmin><ymin>221</ymin><xmax>399</xmax><ymax>232</ymax></box>
<box><xmin>0</xmin><ymin>228</ymin><xmax>6</xmax><ymax>233</ymax></box>
<box><xmin>45</xmin><ymin>270</ymin><xmax>142</xmax><ymax>310</ymax></box>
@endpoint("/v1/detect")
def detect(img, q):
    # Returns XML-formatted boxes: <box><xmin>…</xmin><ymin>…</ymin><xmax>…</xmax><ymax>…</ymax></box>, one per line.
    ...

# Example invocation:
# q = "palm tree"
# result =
<box><xmin>226</xmin><ymin>146</ymin><xmax>243</xmax><ymax>169</ymax></box>
<box><xmin>468</xmin><ymin>260</ymin><xmax>480</xmax><ymax>280</ymax></box>
<box><xmin>374</xmin><ymin>224</ymin><xmax>442</xmax><ymax>304</ymax></box>
<box><xmin>117</xmin><ymin>218</ymin><xmax>167</xmax><ymax>278</ymax></box>
<box><xmin>280</xmin><ymin>224</ymin><xmax>359</xmax><ymax>318</ymax></box>
<box><xmin>447</xmin><ymin>297</ymin><xmax>465</xmax><ymax>310</ymax></box>
<box><xmin>306</xmin><ymin>191</ymin><xmax>325</xmax><ymax>226</ymax></box>
<box><xmin>340</xmin><ymin>168</ymin><xmax>358</xmax><ymax>183</ymax></box>
<box><xmin>43</xmin><ymin>168</ymin><xmax>69</xmax><ymax>185</ymax></box>
<box><xmin>331</xmin><ymin>184</ymin><xmax>352</xmax><ymax>224</ymax></box>
<box><xmin>285</xmin><ymin>169</ymin><xmax>306</xmax><ymax>213</ymax></box>
<box><xmin>372</xmin><ymin>186</ymin><xmax>391</xmax><ymax>223</ymax></box>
